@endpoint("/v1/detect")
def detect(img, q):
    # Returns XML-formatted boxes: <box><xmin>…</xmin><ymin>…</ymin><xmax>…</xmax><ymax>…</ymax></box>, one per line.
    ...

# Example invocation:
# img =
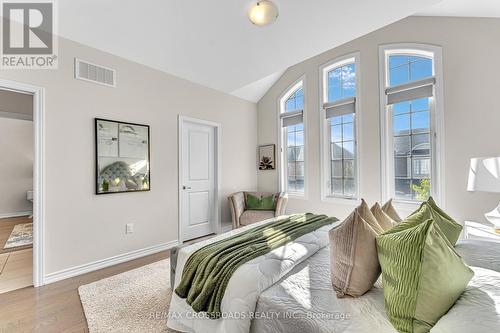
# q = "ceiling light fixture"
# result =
<box><xmin>248</xmin><ymin>1</ymin><xmax>279</xmax><ymax>26</ymax></box>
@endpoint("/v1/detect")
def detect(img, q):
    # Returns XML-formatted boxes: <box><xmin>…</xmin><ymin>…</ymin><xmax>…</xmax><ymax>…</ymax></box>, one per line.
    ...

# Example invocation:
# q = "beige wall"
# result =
<box><xmin>258</xmin><ymin>16</ymin><xmax>500</xmax><ymax>224</ymax></box>
<box><xmin>0</xmin><ymin>117</ymin><xmax>33</xmax><ymax>216</ymax></box>
<box><xmin>0</xmin><ymin>90</ymin><xmax>33</xmax><ymax>119</ymax></box>
<box><xmin>0</xmin><ymin>37</ymin><xmax>257</xmax><ymax>275</ymax></box>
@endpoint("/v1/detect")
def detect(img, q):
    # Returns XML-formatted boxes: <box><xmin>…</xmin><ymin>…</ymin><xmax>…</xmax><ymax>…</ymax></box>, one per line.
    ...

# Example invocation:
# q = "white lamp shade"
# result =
<box><xmin>467</xmin><ymin>157</ymin><xmax>500</xmax><ymax>193</ymax></box>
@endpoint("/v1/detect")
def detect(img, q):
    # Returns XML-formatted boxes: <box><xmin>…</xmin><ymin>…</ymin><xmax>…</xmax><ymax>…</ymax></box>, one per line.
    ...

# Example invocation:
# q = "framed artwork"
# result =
<box><xmin>95</xmin><ymin>118</ymin><xmax>151</xmax><ymax>194</ymax></box>
<box><xmin>258</xmin><ymin>144</ymin><xmax>276</xmax><ymax>170</ymax></box>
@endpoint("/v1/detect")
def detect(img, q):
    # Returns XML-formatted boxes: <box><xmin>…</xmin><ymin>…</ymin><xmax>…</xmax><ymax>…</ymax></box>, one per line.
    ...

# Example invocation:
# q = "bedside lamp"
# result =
<box><xmin>467</xmin><ymin>157</ymin><xmax>500</xmax><ymax>232</ymax></box>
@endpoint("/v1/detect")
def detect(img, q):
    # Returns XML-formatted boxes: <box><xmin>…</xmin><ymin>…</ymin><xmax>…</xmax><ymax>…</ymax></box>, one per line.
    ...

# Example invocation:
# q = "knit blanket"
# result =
<box><xmin>174</xmin><ymin>213</ymin><xmax>336</xmax><ymax>317</ymax></box>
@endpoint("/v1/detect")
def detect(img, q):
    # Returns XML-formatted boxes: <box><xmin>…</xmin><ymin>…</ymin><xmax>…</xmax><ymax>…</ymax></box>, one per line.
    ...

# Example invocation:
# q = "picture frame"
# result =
<box><xmin>95</xmin><ymin>118</ymin><xmax>151</xmax><ymax>194</ymax></box>
<box><xmin>258</xmin><ymin>144</ymin><xmax>276</xmax><ymax>170</ymax></box>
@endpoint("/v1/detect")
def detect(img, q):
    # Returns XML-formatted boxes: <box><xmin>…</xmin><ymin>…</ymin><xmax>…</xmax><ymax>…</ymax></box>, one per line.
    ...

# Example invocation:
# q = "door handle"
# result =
<box><xmin>183</xmin><ymin>186</ymin><xmax>191</xmax><ymax>190</ymax></box>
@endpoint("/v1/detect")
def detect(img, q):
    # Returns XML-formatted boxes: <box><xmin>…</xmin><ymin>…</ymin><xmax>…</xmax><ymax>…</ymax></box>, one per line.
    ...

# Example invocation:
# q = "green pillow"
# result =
<box><xmin>376</xmin><ymin>219</ymin><xmax>473</xmax><ymax>333</ymax></box>
<box><xmin>246</xmin><ymin>193</ymin><xmax>276</xmax><ymax>210</ymax></box>
<box><xmin>403</xmin><ymin>198</ymin><xmax>462</xmax><ymax>245</ymax></box>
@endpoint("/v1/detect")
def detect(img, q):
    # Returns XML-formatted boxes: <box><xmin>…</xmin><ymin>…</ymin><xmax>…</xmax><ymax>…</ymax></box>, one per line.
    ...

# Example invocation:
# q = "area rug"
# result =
<box><xmin>3</xmin><ymin>222</ymin><xmax>33</xmax><ymax>249</ymax></box>
<box><xmin>78</xmin><ymin>259</ymin><xmax>178</xmax><ymax>333</ymax></box>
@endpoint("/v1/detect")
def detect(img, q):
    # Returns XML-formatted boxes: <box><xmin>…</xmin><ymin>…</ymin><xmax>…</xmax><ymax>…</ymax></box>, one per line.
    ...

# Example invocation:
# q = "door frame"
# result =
<box><xmin>0</xmin><ymin>78</ymin><xmax>45</xmax><ymax>287</ymax></box>
<box><xmin>178</xmin><ymin>115</ymin><xmax>221</xmax><ymax>244</ymax></box>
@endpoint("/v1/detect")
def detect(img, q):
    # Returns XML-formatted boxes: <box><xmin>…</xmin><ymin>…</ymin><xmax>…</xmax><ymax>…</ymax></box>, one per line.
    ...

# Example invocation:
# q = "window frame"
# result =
<box><xmin>319</xmin><ymin>52</ymin><xmax>361</xmax><ymax>203</ymax></box>
<box><xmin>378</xmin><ymin>43</ymin><xmax>445</xmax><ymax>210</ymax></box>
<box><xmin>278</xmin><ymin>77</ymin><xmax>307</xmax><ymax>198</ymax></box>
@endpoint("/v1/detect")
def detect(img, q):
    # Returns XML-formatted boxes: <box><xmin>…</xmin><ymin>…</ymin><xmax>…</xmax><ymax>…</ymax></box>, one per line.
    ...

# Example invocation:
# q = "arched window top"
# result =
<box><xmin>325</xmin><ymin>60</ymin><xmax>356</xmax><ymax>102</ymax></box>
<box><xmin>284</xmin><ymin>86</ymin><xmax>303</xmax><ymax>113</ymax></box>
<box><xmin>386</xmin><ymin>51</ymin><xmax>434</xmax><ymax>87</ymax></box>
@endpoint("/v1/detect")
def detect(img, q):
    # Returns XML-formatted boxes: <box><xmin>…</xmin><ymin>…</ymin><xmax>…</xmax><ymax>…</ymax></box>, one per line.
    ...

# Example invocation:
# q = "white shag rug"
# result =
<box><xmin>78</xmin><ymin>259</ymin><xmax>178</xmax><ymax>333</ymax></box>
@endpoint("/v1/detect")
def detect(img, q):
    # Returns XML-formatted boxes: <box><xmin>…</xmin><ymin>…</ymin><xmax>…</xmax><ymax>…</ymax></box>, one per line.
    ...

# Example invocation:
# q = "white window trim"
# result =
<box><xmin>319</xmin><ymin>52</ymin><xmax>362</xmax><ymax>204</ymax></box>
<box><xmin>277</xmin><ymin>76</ymin><xmax>308</xmax><ymax>199</ymax></box>
<box><xmin>378</xmin><ymin>43</ymin><xmax>445</xmax><ymax>211</ymax></box>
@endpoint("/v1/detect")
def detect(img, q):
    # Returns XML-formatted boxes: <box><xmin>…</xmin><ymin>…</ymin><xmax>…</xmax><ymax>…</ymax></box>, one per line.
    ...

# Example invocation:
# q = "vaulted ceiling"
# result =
<box><xmin>417</xmin><ymin>0</ymin><xmax>500</xmax><ymax>17</ymax></box>
<box><xmin>57</xmin><ymin>1</ymin><xmax>498</xmax><ymax>102</ymax></box>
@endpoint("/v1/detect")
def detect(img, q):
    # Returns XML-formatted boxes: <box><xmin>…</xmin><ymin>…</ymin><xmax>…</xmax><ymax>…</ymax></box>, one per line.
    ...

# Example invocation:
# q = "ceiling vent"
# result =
<box><xmin>74</xmin><ymin>58</ymin><xmax>116</xmax><ymax>87</ymax></box>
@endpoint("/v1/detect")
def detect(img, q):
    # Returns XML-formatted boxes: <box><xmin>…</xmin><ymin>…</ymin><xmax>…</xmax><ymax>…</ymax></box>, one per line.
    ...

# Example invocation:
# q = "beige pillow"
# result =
<box><xmin>371</xmin><ymin>202</ymin><xmax>397</xmax><ymax>231</ymax></box>
<box><xmin>381</xmin><ymin>199</ymin><xmax>402</xmax><ymax>223</ymax></box>
<box><xmin>329</xmin><ymin>209</ymin><xmax>381</xmax><ymax>297</ymax></box>
<box><xmin>358</xmin><ymin>199</ymin><xmax>384</xmax><ymax>234</ymax></box>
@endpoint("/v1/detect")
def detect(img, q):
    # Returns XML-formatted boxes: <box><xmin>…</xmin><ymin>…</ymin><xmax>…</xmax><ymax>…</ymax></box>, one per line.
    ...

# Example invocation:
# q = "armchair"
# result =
<box><xmin>228</xmin><ymin>191</ymin><xmax>288</xmax><ymax>229</ymax></box>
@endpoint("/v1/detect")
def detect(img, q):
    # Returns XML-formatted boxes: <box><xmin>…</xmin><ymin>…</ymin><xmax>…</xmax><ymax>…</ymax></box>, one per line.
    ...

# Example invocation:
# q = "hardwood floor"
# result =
<box><xmin>0</xmin><ymin>248</ymin><xmax>33</xmax><ymax>294</ymax></box>
<box><xmin>0</xmin><ymin>216</ymin><xmax>34</xmax><ymax>294</ymax></box>
<box><xmin>0</xmin><ymin>250</ymin><xmax>169</xmax><ymax>333</ymax></box>
<box><xmin>0</xmin><ymin>253</ymin><xmax>8</xmax><ymax>273</ymax></box>
<box><xmin>0</xmin><ymin>216</ymin><xmax>33</xmax><ymax>255</ymax></box>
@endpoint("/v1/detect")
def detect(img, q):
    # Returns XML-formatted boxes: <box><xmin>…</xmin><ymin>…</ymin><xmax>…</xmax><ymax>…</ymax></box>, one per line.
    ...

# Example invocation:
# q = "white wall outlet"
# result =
<box><xmin>126</xmin><ymin>223</ymin><xmax>134</xmax><ymax>234</ymax></box>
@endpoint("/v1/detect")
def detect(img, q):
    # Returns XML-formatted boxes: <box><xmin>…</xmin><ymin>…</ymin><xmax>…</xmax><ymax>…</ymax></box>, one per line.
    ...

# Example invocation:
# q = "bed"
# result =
<box><xmin>252</xmin><ymin>245</ymin><xmax>500</xmax><ymax>333</ymax></box>
<box><xmin>167</xmin><ymin>217</ymin><xmax>500</xmax><ymax>333</ymax></box>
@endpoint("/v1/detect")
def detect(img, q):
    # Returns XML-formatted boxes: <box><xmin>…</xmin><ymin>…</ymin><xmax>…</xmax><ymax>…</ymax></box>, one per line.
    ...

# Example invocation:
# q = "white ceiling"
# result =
<box><xmin>418</xmin><ymin>0</ymin><xmax>500</xmax><ymax>17</ymax></box>
<box><xmin>58</xmin><ymin>1</ymin><xmax>445</xmax><ymax>102</ymax></box>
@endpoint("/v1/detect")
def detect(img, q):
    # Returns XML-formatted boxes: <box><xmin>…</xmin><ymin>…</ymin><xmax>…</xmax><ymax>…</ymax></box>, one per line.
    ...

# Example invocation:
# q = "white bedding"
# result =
<box><xmin>252</xmin><ymin>242</ymin><xmax>500</xmax><ymax>333</ymax></box>
<box><xmin>455</xmin><ymin>239</ymin><xmax>500</xmax><ymax>272</ymax></box>
<box><xmin>168</xmin><ymin>217</ymin><xmax>500</xmax><ymax>333</ymax></box>
<box><xmin>251</xmin><ymin>247</ymin><xmax>394</xmax><ymax>333</ymax></box>
<box><xmin>167</xmin><ymin>217</ymin><xmax>341</xmax><ymax>333</ymax></box>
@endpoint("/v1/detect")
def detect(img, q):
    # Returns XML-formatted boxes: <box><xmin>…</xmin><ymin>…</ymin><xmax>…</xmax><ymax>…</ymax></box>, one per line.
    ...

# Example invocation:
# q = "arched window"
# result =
<box><xmin>279</xmin><ymin>80</ymin><xmax>305</xmax><ymax>195</ymax></box>
<box><xmin>320</xmin><ymin>54</ymin><xmax>359</xmax><ymax>200</ymax></box>
<box><xmin>380</xmin><ymin>44</ymin><xmax>443</xmax><ymax>205</ymax></box>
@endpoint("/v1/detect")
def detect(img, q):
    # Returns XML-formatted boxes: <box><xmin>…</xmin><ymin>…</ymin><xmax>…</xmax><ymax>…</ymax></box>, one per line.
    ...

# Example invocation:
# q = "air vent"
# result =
<box><xmin>74</xmin><ymin>58</ymin><xmax>116</xmax><ymax>87</ymax></box>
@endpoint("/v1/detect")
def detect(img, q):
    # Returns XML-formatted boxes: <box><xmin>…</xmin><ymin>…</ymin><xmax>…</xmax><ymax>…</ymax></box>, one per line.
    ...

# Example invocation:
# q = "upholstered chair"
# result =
<box><xmin>228</xmin><ymin>191</ymin><xmax>288</xmax><ymax>229</ymax></box>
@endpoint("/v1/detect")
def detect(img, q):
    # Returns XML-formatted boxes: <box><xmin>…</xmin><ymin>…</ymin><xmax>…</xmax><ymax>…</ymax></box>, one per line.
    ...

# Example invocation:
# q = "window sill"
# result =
<box><xmin>392</xmin><ymin>199</ymin><xmax>422</xmax><ymax>206</ymax></box>
<box><xmin>322</xmin><ymin>195</ymin><xmax>360</xmax><ymax>206</ymax></box>
<box><xmin>287</xmin><ymin>192</ymin><xmax>308</xmax><ymax>200</ymax></box>
<box><xmin>392</xmin><ymin>199</ymin><xmax>420</xmax><ymax>217</ymax></box>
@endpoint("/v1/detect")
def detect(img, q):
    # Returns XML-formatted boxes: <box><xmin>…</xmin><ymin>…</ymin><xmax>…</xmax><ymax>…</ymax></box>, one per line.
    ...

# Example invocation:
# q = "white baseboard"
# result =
<box><xmin>43</xmin><ymin>240</ymin><xmax>179</xmax><ymax>285</ymax></box>
<box><xmin>0</xmin><ymin>211</ymin><xmax>32</xmax><ymax>219</ymax></box>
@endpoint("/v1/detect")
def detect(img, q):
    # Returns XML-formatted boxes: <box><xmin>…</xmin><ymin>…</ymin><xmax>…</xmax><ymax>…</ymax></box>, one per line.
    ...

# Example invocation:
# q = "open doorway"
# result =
<box><xmin>0</xmin><ymin>79</ymin><xmax>44</xmax><ymax>291</ymax></box>
<box><xmin>0</xmin><ymin>89</ymin><xmax>34</xmax><ymax>294</ymax></box>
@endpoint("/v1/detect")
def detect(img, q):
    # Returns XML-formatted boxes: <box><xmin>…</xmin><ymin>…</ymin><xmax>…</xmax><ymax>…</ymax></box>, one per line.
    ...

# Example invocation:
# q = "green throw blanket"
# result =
<box><xmin>175</xmin><ymin>213</ymin><xmax>337</xmax><ymax>318</ymax></box>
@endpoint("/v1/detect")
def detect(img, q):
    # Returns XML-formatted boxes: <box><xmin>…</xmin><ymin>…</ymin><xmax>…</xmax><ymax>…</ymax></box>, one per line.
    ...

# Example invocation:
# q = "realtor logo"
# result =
<box><xmin>1</xmin><ymin>0</ymin><xmax>58</xmax><ymax>69</ymax></box>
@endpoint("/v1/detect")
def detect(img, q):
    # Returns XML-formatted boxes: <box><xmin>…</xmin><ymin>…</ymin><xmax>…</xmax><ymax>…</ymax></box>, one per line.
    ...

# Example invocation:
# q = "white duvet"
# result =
<box><xmin>168</xmin><ymin>219</ymin><xmax>500</xmax><ymax>333</ymax></box>
<box><xmin>251</xmin><ymin>246</ymin><xmax>500</xmax><ymax>333</ymax></box>
<box><xmin>167</xmin><ymin>217</ymin><xmax>340</xmax><ymax>333</ymax></box>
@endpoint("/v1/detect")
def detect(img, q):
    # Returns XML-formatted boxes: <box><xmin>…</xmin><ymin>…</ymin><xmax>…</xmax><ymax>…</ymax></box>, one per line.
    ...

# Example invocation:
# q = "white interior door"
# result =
<box><xmin>180</xmin><ymin>119</ymin><xmax>217</xmax><ymax>241</ymax></box>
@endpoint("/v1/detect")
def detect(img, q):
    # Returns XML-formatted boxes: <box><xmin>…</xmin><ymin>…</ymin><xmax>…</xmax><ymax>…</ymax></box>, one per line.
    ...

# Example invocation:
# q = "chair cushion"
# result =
<box><xmin>329</xmin><ymin>209</ymin><xmax>381</xmax><ymax>297</ymax></box>
<box><xmin>240</xmin><ymin>210</ymin><xmax>275</xmax><ymax>226</ymax></box>
<box><xmin>244</xmin><ymin>192</ymin><xmax>278</xmax><ymax>208</ymax></box>
<box><xmin>246</xmin><ymin>193</ymin><xmax>276</xmax><ymax>210</ymax></box>
<box><xmin>376</xmin><ymin>218</ymin><xmax>473</xmax><ymax>332</ymax></box>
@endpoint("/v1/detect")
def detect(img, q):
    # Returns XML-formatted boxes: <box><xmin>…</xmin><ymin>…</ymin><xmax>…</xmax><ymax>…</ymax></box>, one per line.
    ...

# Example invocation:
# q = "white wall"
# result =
<box><xmin>258</xmin><ymin>16</ymin><xmax>500</xmax><ymax>224</ymax></box>
<box><xmin>0</xmin><ymin>117</ymin><xmax>33</xmax><ymax>216</ymax></box>
<box><xmin>0</xmin><ymin>37</ymin><xmax>257</xmax><ymax>275</ymax></box>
